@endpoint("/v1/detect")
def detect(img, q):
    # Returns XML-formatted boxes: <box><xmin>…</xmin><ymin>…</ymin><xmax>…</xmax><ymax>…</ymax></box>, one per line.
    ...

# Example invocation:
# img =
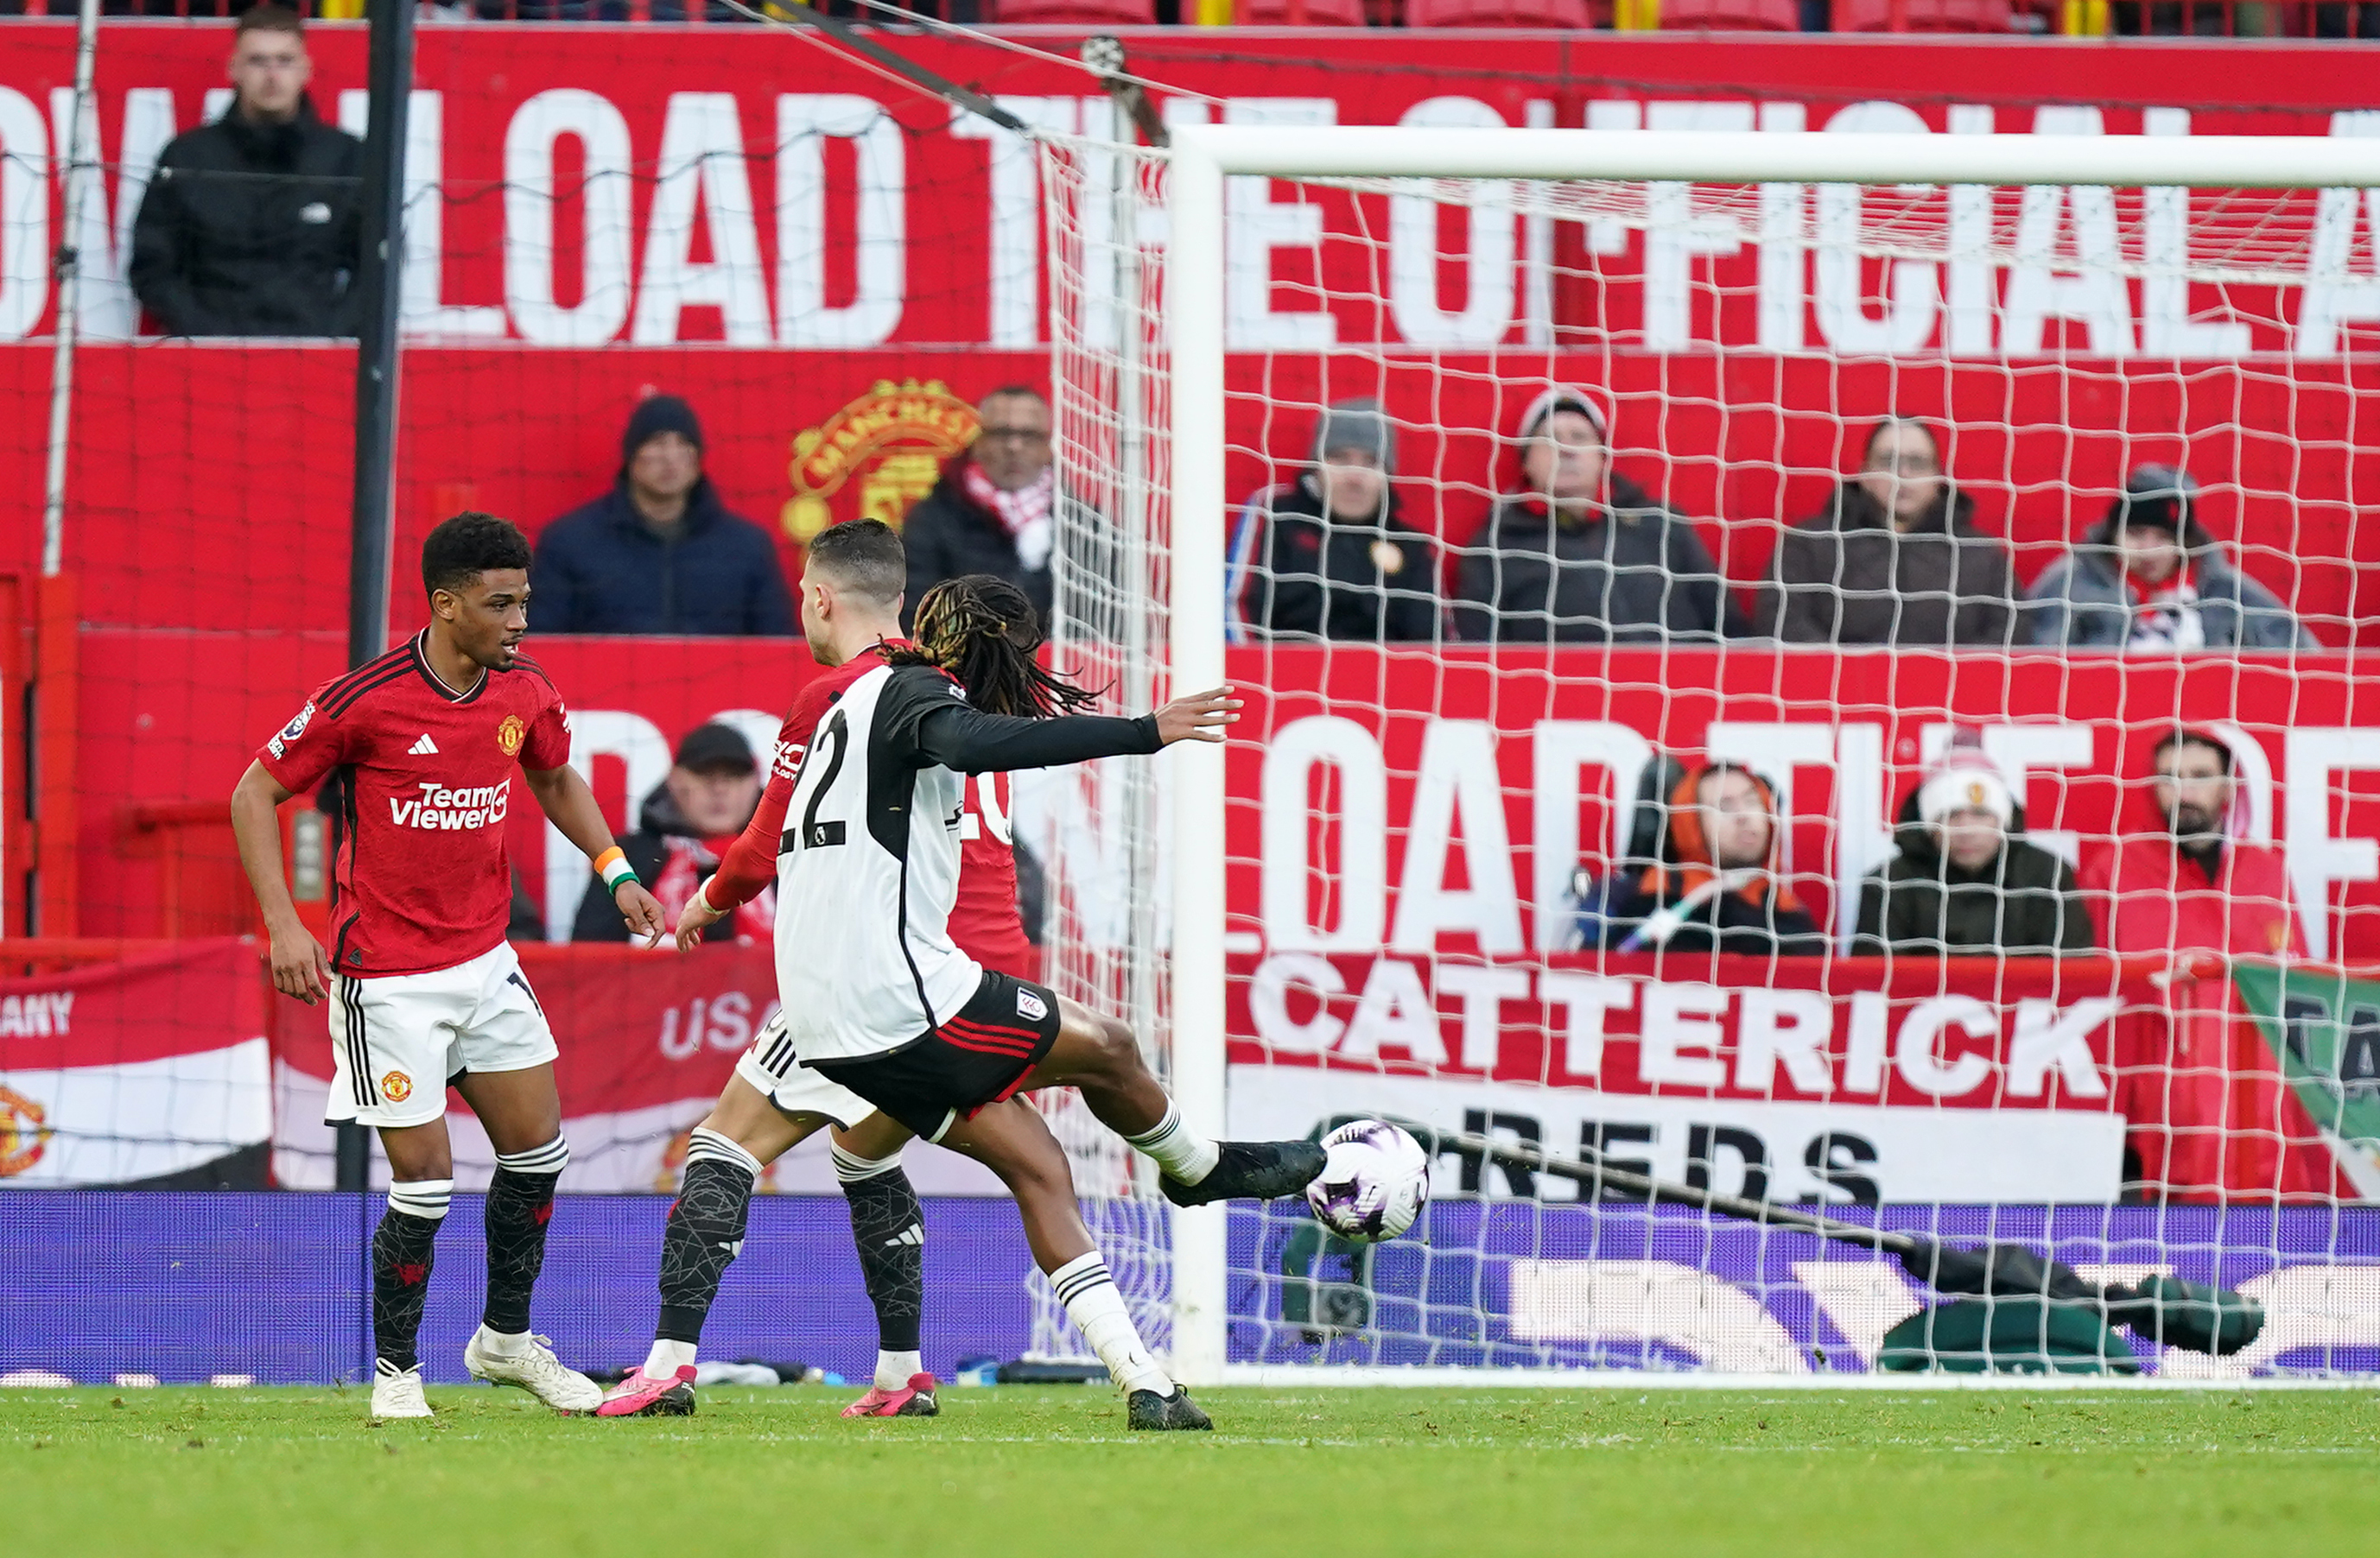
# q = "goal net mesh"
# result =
<box><xmin>1035</xmin><ymin>130</ymin><xmax>2380</xmax><ymax>1379</ymax></box>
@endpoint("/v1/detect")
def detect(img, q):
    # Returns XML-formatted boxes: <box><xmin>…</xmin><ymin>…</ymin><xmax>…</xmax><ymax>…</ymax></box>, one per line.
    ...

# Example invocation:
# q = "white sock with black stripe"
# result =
<box><xmin>1124</xmin><ymin>1104</ymin><xmax>1220</xmax><ymax>1186</ymax></box>
<box><xmin>686</xmin><ymin>1125</ymin><xmax>764</xmax><ymax>1178</ymax></box>
<box><xmin>1049</xmin><ymin>1252</ymin><xmax>1171</xmax><ymax>1396</ymax></box>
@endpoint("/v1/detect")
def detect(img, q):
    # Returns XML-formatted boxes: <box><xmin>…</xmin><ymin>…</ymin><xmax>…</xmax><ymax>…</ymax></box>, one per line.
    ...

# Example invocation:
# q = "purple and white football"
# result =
<box><xmin>1304</xmin><ymin>1120</ymin><xmax>1429</xmax><ymax>1241</ymax></box>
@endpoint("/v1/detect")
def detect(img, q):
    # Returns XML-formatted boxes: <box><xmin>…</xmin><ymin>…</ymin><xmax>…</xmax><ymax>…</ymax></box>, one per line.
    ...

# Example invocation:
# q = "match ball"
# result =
<box><xmin>1304</xmin><ymin>1119</ymin><xmax>1429</xmax><ymax>1241</ymax></box>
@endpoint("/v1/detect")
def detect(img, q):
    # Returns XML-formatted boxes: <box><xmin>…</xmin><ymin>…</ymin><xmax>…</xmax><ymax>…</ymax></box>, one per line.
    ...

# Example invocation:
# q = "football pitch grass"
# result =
<box><xmin>9</xmin><ymin>1384</ymin><xmax>2378</xmax><ymax>1557</ymax></box>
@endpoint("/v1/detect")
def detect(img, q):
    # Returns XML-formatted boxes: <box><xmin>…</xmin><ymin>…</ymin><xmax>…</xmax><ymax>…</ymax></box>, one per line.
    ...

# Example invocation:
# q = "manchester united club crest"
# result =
<box><xmin>783</xmin><ymin>379</ymin><xmax>980</xmax><ymax>543</ymax></box>
<box><xmin>381</xmin><ymin>1071</ymin><xmax>414</xmax><ymax>1104</ymax></box>
<box><xmin>497</xmin><ymin>714</ymin><xmax>527</xmax><ymax>757</ymax></box>
<box><xmin>0</xmin><ymin>1085</ymin><xmax>52</xmax><ymax>1178</ymax></box>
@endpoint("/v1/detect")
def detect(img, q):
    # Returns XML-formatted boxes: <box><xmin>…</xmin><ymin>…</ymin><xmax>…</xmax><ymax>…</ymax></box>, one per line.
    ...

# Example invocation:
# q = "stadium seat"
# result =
<box><xmin>1831</xmin><ymin>0</ymin><xmax>2017</xmax><ymax>28</ymax></box>
<box><xmin>1403</xmin><ymin>0</ymin><xmax>1603</xmax><ymax>28</ymax></box>
<box><xmin>994</xmin><ymin>0</ymin><xmax>1158</xmax><ymax>22</ymax></box>
<box><xmin>1234</xmin><ymin>0</ymin><xmax>1370</xmax><ymax>22</ymax></box>
<box><xmin>1653</xmin><ymin>0</ymin><xmax>1799</xmax><ymax>26</ymax></box>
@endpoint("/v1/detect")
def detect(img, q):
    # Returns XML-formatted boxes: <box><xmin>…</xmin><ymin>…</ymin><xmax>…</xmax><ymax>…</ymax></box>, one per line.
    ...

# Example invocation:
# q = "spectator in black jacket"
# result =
<box><xmin>1452</xmin><ymin>387</ymin><xmax>1748</xmax><ymax>644</ymax></box>
<box><xmin>573</xmin><ymin>723</ymin><xmax>770</xmax><ymax>944</ymax></box>
<box><xmin>532</xmin><ymin>395</ymin><xmax>795</xmax><ymax>636</ymax></box>
<box><xmin>1602</xmin><ymin>762</ymin><xmax>1828</xmax><ymax>959</ymax></box>
<box><xmin>1759</xmin><ymin>416</ymin><xmax>2016</xmax><ymax>648</ymax></box>
<box><xmin>902</xmin><ymin>386</ymin><xmax>1065</xmax><ymax>633</ymax></box>
<box><xmin>1228</xmin><ymin>398</ymin><xmax>1440</xmax><ymax>643</ymax></box>
<box><xmin>1853</xmin><ymin>731</ymin><xmax>2095</xmax><ymax>958</ymax></box>
<box><xmin>128</xmin><ymin>7</ymin><xmax>364</xmax><ymax>339</ymax></box>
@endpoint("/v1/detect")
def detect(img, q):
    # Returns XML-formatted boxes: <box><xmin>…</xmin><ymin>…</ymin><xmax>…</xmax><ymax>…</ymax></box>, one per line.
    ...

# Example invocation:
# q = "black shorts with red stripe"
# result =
<box><xmin>811</xmin><ymin>971</ymin><xmax>1063</xmax><ymax>1142</ymax></box>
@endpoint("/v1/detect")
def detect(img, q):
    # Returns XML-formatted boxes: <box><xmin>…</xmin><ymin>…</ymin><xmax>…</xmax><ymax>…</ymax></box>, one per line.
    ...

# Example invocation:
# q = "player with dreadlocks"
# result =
<box><xmin>607</xmin><ymin>533</ymin><xmax>1321</xmax><ymax>1430</ymax></box>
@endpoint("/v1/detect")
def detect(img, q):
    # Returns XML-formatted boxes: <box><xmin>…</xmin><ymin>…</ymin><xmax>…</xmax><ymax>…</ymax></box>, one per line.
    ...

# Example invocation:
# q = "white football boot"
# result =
<box><xmin>370</xmin><ymin>1359</ymin><xmax>435</xmax><ymax>1422</ymax></box>
<box><xmin>464</xmin><ymin>1329</ymin><xmax>603</xmax><ymax>1414</ymax></box>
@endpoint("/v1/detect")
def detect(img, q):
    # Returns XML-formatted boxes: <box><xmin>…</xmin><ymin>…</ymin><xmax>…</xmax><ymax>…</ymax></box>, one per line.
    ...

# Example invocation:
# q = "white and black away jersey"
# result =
<box><xmin>772</xmin><ymin>662</ymin><xmax>1162</xmax><ymax>1065</ymax></box>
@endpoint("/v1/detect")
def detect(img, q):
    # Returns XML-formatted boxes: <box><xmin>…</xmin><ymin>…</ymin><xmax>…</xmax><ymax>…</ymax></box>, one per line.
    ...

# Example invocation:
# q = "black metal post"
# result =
<box><xmin>339</xmin><ymin>0</ymin><xmax>415</xmax><ymax>1196</ymax></box>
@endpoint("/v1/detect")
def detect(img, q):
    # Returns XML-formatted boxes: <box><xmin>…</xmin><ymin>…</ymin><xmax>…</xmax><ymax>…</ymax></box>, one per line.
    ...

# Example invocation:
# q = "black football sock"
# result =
<box><xmin>372</xmin><ymin>1180</ymin><xmax>452</xmax><ymax>1373</ymax></box>
<box><xmin>834</xmin><ymin>1141</ymin><xmax>924</xmax><ymax>1384</ymax></box>
<box><xmin>481</xmin><ymin>1136</ymin><xmax>568</xmax><ymax>1336</ymax></box>
<box><xmin>656</xmin><ymin>1128</ymin><xmax>760</xmax><ymax>1346</ymax></box>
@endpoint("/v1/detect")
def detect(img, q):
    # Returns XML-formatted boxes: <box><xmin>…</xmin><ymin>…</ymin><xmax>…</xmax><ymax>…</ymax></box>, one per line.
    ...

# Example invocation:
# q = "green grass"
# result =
<box><xmin>8</xmin><ymin>1385</ymin><xmax>2379</xmax><ymax>1557</ymax></box>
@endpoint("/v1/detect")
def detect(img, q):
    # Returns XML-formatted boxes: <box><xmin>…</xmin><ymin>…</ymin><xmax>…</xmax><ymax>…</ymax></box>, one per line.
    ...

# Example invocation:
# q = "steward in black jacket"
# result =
<box><xmin>130</xmin><ymin>92</ymin><xmax>364</xmax><ymax>337</ymax></box>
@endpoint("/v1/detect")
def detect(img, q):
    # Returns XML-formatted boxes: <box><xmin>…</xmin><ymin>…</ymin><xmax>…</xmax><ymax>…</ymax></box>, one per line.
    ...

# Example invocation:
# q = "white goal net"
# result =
<box><xmin>1036</xmin><ymin>124</ymin><xmax>2380</xmax><ymax>1383</ymax></box>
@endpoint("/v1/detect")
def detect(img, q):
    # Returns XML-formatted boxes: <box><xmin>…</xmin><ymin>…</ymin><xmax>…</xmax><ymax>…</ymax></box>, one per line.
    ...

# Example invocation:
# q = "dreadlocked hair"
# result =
<box><xmin>886</xmin><ymin>574</ymin><xmax>1101</xmax><ymax>719</ymax></box>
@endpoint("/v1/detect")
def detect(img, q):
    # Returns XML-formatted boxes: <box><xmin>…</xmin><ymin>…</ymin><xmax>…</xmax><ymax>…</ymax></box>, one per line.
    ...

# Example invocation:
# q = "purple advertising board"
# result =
<box><xmin>3</xmin><ymin>1194</ymin><xmax>2375</xmax><ymax>1384</ymax></box>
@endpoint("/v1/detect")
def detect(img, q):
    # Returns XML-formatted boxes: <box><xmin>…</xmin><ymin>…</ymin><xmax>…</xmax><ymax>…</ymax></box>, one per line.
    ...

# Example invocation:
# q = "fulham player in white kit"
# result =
<box><xmin>753</xmin><ymin>560</ymin><xmax>1325</xmax><ymax>1430</ymax></box>
<box><xmin>231</xmin><ymin>513</ymin><xmax>669</xmax><ymax>1422</ymax></box>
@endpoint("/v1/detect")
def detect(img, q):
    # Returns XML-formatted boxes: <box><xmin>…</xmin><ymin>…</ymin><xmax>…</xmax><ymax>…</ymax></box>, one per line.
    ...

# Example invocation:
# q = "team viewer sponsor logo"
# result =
<box><xmin>390</xmin><ymin>780</ymin><xmax>511</xmax><ymax>830</ymax></box>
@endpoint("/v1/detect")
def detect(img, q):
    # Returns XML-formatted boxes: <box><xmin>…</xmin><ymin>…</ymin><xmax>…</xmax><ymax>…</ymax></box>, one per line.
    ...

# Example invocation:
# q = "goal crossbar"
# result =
<box><xmin>1158</xmin><ymin>126</ymin><xmax>2380</xmax><ymax>1387</ymax></box>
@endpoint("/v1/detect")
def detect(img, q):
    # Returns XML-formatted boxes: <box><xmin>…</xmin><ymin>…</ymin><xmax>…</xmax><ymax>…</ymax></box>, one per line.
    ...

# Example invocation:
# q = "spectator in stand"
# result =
<box><xmin>1760</xmin><ymin>416</ymin><xmax>2016</xmax><ymax>649</ymax></box>
<box><xmin>1853</xmin><ymin>730</ymin><xmax>2094</xmax><ymax>957</ymax></box>
<box><xmin>902</xmin><ymin>387</ymin><xmax>1063</xmax><ymax>634</ymax></box>
<box><xmin>1596</xmin><ymin>762</ymin><xmax>1827</xmax><ymax>958</ymax></box>
<box><xmin>128</xmin><ymin>7</ymin><xmax>364</xmax><ymax>338</ymax></box>
<box><xmin>2083</xmin><ymin>728</ymin><xmax>2340</xmax><ymax>1200</ymax></box>
<box><xmin>1452</xmin><ymin>388</ymin><xmax>1747</xmax><ymax>645</ymax></box>
<box><xmin>2022</xmin><ymin>465</ymin><xmax>2312</xmax><ymax>652</ymax></box>
<box><xmin>1226</xmin><ymin>398</ymin><xmax>1441</xmax><ymax>643</ymax></box>
<box><xmin>573</xmin><ymin>723</ymin><xmax>770</xmax><ymax>944</ymax></box>
<box><xmin>2085</xmin><ymin>728</ymin><xmax>2301</xmax><ymax>961</ymax></box>
<box><xmin>532</xmin><ymin>395</ymin><xmax>794</xmax><ymax>636</ymax></box>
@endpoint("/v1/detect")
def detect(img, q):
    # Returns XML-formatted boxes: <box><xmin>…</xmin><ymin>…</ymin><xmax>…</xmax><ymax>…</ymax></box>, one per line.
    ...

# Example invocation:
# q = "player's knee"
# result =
<box><xmin>1093</xmin><ymin>1017</ymin><xmax>1141</xmax><ymax>1072</ymax></box>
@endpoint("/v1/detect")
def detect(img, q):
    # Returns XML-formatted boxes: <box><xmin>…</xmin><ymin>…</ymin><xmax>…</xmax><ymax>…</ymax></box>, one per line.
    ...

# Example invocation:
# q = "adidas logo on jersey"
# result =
<box><xmin>885</xmin><ymin>1225</ymin><xmax>924</xmax><ymax>1249</ymax></box>
<box><xmin>408</xmin><ymin>734</ymin><xmax>440</xmax><ymax>756</ymax></box>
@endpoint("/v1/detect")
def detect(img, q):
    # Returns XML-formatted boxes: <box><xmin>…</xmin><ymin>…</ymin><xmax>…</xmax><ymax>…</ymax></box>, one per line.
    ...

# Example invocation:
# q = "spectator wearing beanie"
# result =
<box><xmin>531</xmin><ymin>395</ymin><xmax>794</xmax><ymax>636</ymax></box>
<box><xmin>1451</xmin><ymin>386</ymin><xmax>1748</xmax><ymax>645</ymax></box>
<box><xmin>1852</xmin><ymin>730</ymin><xmax>2094</xmax><ymax>958</ymax></box>
<box><xmin>1226</xmin><ymin>398</ymin><xmax>1442</xmax><ymax>643</ymax></box>
<box><xmin>2021</xmin><ymin>464</ymin><xmax>2310</xmax><ymax>652</ymax></box>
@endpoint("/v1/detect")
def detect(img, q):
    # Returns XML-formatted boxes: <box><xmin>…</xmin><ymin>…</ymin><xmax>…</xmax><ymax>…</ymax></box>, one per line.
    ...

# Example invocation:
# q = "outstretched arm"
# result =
<box><xmin>913</xmin><ymin>687</ymin><xmax>1239</xmax><ymax>775</ymax></box>
<box><xmin>674</xmin><ymin>769</ymin><xmax>796</xmax><ymax>952</ymax></box>
<box><xmin>523</xmin><ymin>763</ymin><xmax>668</xmax><ymax>945</ymax></box>
<box><xmin>231</xmin><ymin>761</ymin><xmax>334</xmax><ymax>1004</ymax></box>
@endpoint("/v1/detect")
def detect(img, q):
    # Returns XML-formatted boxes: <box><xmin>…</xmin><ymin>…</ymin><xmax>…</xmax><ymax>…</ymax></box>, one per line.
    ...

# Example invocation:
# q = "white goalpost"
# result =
<box><xmin>1039</xmin><ymin>124</ymin><xmax>2380</xmax><ymax>1387</ymax></box>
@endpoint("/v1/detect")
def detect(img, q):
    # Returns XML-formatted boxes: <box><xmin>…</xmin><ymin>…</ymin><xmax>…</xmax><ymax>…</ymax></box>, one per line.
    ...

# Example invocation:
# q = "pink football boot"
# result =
<box><xmin>594</xmin><ymin>1365</ymin><xmax>696</xmax><ymax>1417</ymax></box>
<box><xmin>841</xmin><ymin>1372</ymin><xmax>939</xmax><ymax>1418</ymax></box>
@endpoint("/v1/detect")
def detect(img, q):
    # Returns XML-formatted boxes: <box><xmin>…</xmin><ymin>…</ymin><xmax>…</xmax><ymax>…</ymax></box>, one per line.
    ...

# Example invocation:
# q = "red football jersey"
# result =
<box><xmin>708</xmin><ymin>643</ymin><xmax>1037</xmax><ymax>979</ymax></box>
<box><xmin>259</xmin><ymin>633</ymin><xmax>573</xmax><ymax>978</ymax></box>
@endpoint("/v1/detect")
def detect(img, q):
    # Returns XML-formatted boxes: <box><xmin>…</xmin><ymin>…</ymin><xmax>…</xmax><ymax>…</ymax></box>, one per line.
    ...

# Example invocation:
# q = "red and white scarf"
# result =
<box><xmin>962</xmin><ymin>459</ymin><xmax>1056</xmax><ymax>573</ymax></box>
<box><xmin>2124</xmin><ymin>562</ymin><xmax>2205</xmax><ymax>655</ymax></box>
<box><xmin>651</xmin><ymin>835</ymin><xmax>774</xmax><ymax>944</ymax></box>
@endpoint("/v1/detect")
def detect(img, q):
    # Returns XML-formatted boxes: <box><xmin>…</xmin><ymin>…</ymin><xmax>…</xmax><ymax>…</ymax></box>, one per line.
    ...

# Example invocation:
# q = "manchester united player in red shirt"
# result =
<box><xmin>231</xmin><ymin>513</ymin><xmax>668</xmax><ymax>1423</ymax></box>
<box><xmin>598</xmin><ymin>520</ymin><xmax>1101</xmax><ymax>1422</ymax></box>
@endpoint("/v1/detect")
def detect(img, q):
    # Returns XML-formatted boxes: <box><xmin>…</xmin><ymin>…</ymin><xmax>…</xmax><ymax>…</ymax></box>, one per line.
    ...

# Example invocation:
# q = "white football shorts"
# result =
<box><xmin>326</xmin><ymin>941</ymin><xmax>558</xmax><ymax>1129</ymax></box>
<box><xmin>733</xmin><ymin>1009</ymin><xmax>878</xmax><ymax>1130</ymax></box>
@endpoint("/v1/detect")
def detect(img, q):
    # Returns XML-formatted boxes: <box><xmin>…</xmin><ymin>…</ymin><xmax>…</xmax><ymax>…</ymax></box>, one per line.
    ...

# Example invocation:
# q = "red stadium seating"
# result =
<box><xmin>1234</xmin><ymin>0</ymin><xmax>1371</xmax><ymax>23</ymax></box>
<box><xmin>1403</xmin><ymin>0</ymin><xmax>1603</xmax><ymax>28</ymax></box>
<box><xmin>994</xmin><ymin>0</ymin><xmax>1159</xmax><ymax>22</ymax></box>
<box><xmin>1831</xmin><ymin>0</ymin><xmax>2018</xmax><ymax>28</ymax></box>
<box><xmin>1653</xmin><ymin>0</ymin><xmax>1800</xmax><ymax>27</ymax></box>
